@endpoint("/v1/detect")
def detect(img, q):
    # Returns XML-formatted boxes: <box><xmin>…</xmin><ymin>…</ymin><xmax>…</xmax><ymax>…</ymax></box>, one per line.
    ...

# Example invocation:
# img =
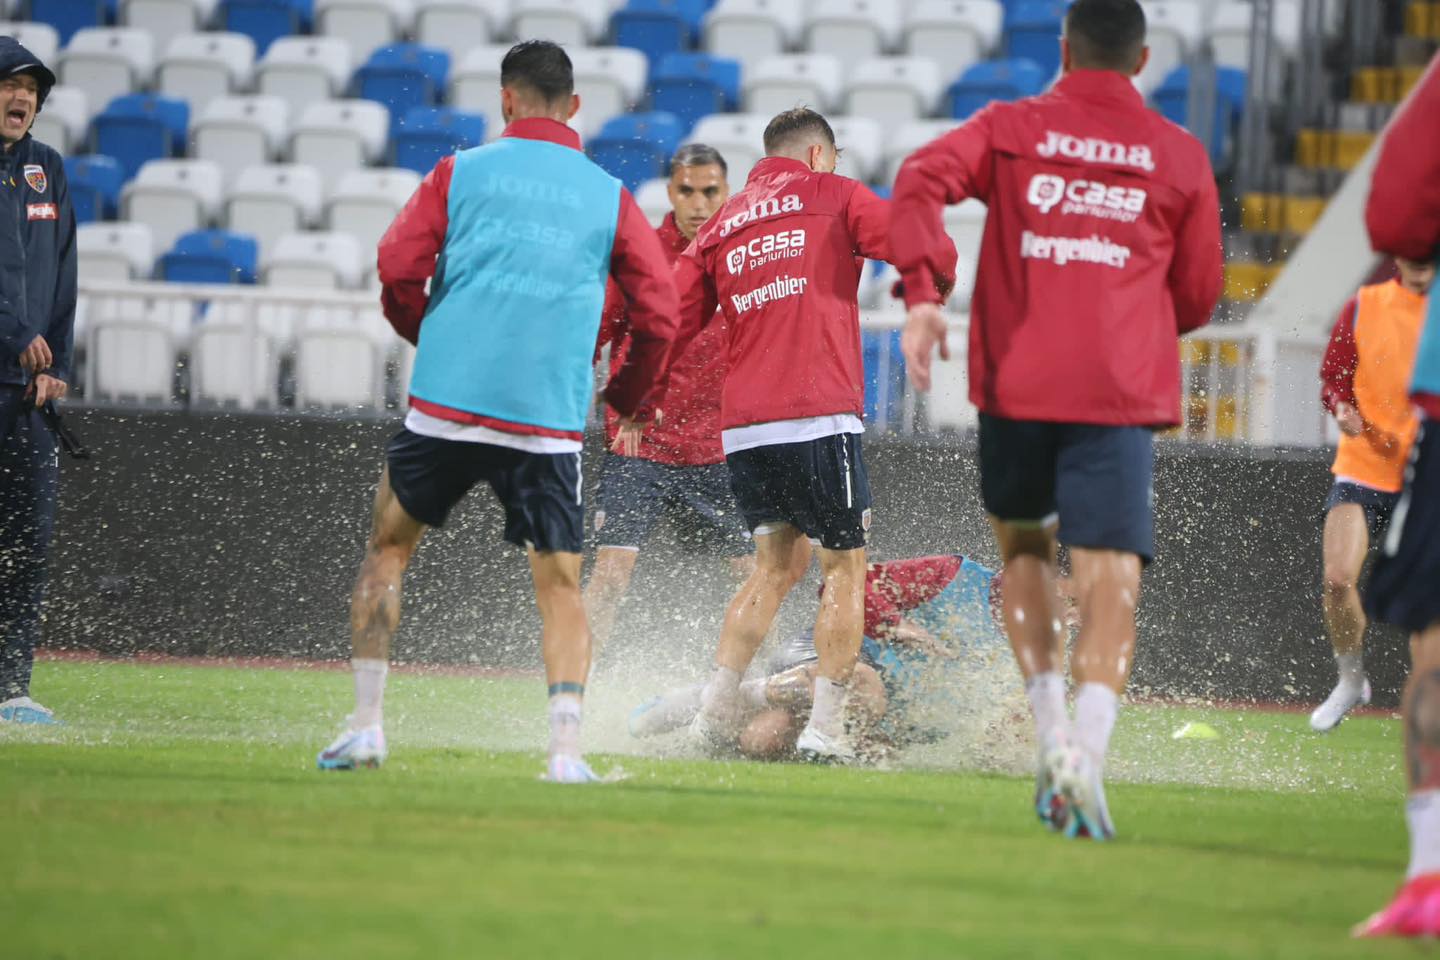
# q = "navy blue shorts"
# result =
<box><xmin>726</xmin><ymin>432</ymin><xmax>872</xmax><ymax>551</ymax></box>
<box><xmin>1324</xmin><ymin>479</ymin><xmax>1400</xmax><ymax>537</ymax></box>
<box><xmin>978</xmin><ymin>414</ymin><xmax>1155</xmax><ymax>563</ymax></box>
<box><xmin>1367</xmin><ymin>422</ymin><xmax>1440</xmax><ymax>634</ymax></box>
<box><xmin>594</xmin><ymin>452</ymin><xmax>751</xmax><ymax>555</ymax></box>
<box><xmin>384</xmin><ymin>428</ymin><xmax>584</xmax><ymax>554</ymax></box>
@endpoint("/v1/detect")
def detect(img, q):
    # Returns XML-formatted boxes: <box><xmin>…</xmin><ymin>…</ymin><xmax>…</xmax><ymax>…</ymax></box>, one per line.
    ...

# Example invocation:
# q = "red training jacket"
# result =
<box><xmin>891</xmin><ymin>69</ymin><xmax>1225</xmax><ymax>427</ymax></box>
<box><xmin>672</xmin><ymin>157</ymin><xmax>956</xmax><ymax>433</ymax></box>
<box><xmin>863</xmin><ymin>555</ymin><xmax>965</xmax><ymax>638</ymax></box>
<box><xmin>376</xmin><ymin>118</ymin><xmax>678</xmax><ymax>423</ymax></box>
<box><xmin>1319</xmin><ymin>295</ymin><xmax>1360</xmax><ymax>415</ymax></box>
<box><xmin>597</xmin><ymin>212</ymin><xmax>727</xmax><ymax>465</ymax></box>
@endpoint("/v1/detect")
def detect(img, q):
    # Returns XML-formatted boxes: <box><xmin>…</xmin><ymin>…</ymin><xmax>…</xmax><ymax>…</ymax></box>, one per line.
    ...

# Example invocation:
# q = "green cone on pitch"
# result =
<box><xmin>1172</xmin><ymin>721</ymin><xmax>1221</xmax><ymax>740</ymax></box>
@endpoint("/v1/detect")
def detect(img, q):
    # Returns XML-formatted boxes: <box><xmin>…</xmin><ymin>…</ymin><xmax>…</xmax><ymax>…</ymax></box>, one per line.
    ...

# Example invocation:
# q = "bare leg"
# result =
<box><xmin>989</xmin><ymin>519</ymin><xmax>1064</xmax><ymax>681</ymax></box>
<box><xmin>1068</xmin><ymin>547</ymin><xmax>1143</xmax><ymax>693</ymax></box>
<box><xmin>582</xmin><ymin>546</ymin><xmax>639</xmax><ymax>657</ymax></box>
<box><xmin>813</xmin><ymin>546</ymin><xmax>867</xmax><ymax>683</ymax></box>
<box><xmin>529</xmin><ymin>549</ymin><xmax>591</xmax><ymax>690</ymax></box>
<box><xmin>1322</xmin><ymin>504</ymin><xmax>1370</xmax><ymax>658</ymax></box>
<box><xmin>351</xmin><ymin>467</ymin><xmax>427</xmax><ymax>662</ymax></box>
<box><xmin>1403</xmin><ymin>624</ymin><xmax>1440</xmax><ymax>876</ymax></box>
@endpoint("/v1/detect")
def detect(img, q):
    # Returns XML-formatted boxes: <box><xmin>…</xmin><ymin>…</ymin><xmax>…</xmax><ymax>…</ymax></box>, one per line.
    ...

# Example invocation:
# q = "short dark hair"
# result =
<box><xmin>1064</xmin><ymin>0</ymin><xmax>1147</xmax><ymax>72</ymax></box>
<box><xmin>670</xmin><ymin>143</ymin><xmax>727</xmax><ymax>176</ymax></box>
<box><xmin>500</xmin><ymin>40</ymin><xmax>574</xmax><ymax>103</ymax></box>
<box><xmin>762</xmin><ymin>107</ymin><xmax>835</xmax><ymax>156</ymax></box>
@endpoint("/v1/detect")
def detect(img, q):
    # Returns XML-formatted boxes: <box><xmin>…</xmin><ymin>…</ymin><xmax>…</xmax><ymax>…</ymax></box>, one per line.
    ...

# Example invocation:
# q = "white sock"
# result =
<box><xmin>1025</xmin><ymin>671</ymin><xmax>1067</xmax><ymax>747</ymax></box>
<box><xmin>700</xmin><ymin>666</ymin><xmax>741</xmax><ymax>717</ymax></box>
<box><xmin>808</xmin><ymin>676</ymin><xmax>848</xmax><ymax>738</ymax></box>
<box><xmin>739</xmin><ymin>677</ymin><xmax>770</xmax><ymax>711</ymax></box>
<box><xmin>1337</xmin><ymin>652</ymin><xmax>1365</xmax><ymax>686</ymax></box>
<box><xmin>1407</xmin><ymin>791</ymin><xmax>1440</xmax><ymax>879</ymax></box>
<box><xmin>548</xmin><ymin>692</ymin><xmax>583</xmax><ymax>758</ymax></box>
<box><xmin>351</xmin><ymin>658</ymin><xmax>388</xmax><ymax>729</ymax></box>
<box><xmin>1073</xmin><ymin>682</ymin><xmax>1119</xmax><ymax>767</ymax></box>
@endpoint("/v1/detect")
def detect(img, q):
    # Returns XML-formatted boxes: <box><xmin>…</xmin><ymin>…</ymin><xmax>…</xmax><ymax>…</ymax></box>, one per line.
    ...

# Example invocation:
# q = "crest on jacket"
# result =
<box><xmin>23</xmin><ymin>164</ymin><xmax>46</xmax><ymax>194</ymax></box>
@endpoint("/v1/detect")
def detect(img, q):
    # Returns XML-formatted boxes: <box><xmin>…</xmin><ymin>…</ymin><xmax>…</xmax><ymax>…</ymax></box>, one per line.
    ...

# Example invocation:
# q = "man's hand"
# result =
<box><xmin>611</xmin><ymin>409</ymin><xmax>662</xmax><ymax>457</ymax></box>
<box><xmin>24</xmin><ymin>373</ymin><xmax>67</xmax><ymax>407</ymax></box>
<box><xmin>19</xmin><ymin>334</ymin><xmax>51</xmax><ymax>374</ymax></box>
<box><xmin>1333</xmin><ymin>402</ymin><xmax>1364</xmax><ymax>437</ymax></box>
<box><xmin>901</xmin><ymin>302</ymin><xmax>949</xmax><ymax>392</ymax></box>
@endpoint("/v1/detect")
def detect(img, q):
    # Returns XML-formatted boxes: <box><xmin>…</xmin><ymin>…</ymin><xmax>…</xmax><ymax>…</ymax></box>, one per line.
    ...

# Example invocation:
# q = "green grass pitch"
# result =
<box><xmin>0</xmin><ymin>660</ymin><xmax>1422</xmax><ymax>958</ymax></box>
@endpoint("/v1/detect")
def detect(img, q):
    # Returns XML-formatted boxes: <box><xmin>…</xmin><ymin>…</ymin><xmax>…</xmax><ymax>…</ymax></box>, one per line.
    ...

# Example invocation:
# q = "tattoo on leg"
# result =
<box><xmin>1407</xmin><ymin>670</ymin><xmax>1440</xmax><ymax>790</ymax></box>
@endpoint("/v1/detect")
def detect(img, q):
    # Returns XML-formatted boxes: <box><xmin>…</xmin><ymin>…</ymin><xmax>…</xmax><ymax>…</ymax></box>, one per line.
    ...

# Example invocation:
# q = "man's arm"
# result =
<box><xmin>601</xmin><ymin>189</ymin><xmax>680</xmax><ymax>418</ymax></box>
<box><xmin>845</xmin><ymin>181</ymin><xmax>956</xmax><ymax>300</ymax></box>
<box><xmin>1168</xmin><ymin>164</ymin><xmax>1224</xmax><ymax>335</ymax></box>
<box><xmin>377</xmin><ymin>155</ymin><xmax>454</xmax><ymax>345</ymax></box>
<box><xmin>1367</xmin><ymin>55</ymin><xmax>1440</xmax><ymax>260</ymax></box>
<box><xmin>45</xmin><ymin>157</ymin><xmax>77</xmax><ymax>384</ymax></box>
<box><xmin>1320</xmin><ymin>297</ymin><xmax>1359</xmax><ymax>415</ymax></box>
<box><xmin>594</xmin><ymin>278</ymin><xmax>627</xmax><ymax>364</ymax></box>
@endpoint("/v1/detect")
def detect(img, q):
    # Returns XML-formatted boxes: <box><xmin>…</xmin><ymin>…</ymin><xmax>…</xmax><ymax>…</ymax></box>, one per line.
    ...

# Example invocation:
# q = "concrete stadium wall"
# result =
<box><xmin>41</xmin><ymin>410</ymin><xmax>1411</xmax><ymax>706</ymax></box>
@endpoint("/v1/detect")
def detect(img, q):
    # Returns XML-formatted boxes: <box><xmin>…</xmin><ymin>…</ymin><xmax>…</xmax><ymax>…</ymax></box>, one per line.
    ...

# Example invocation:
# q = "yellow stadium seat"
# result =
<box><xmin>1283</xmin><ymin>196</ymin><xmax>1326</xmax><ymax>235</ymax></box>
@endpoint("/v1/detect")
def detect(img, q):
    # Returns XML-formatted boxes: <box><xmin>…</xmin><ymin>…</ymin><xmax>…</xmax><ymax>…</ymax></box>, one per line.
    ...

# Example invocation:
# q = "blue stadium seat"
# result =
<box><xmin>862</xmin><ymin>330</ymin><xmax>906</xmax><ymax>426</ymax></box>
<box><xmin>1005</xmin><ymin>0</ymin><xmax>1066</xmax><ymax>79</ymax></box>
<box><xmin>222</xmin><ymin>0</ymin><xmax>314</xmax><ymax>55</ymax></box>
<box><xmin>356</xmin><ymin>44</ymin><xmax>452</xmax><ymax>134</ymax></box>
<box><xmin>28</xmin><ymin>0</ymin><xmax>114</xmax><ymax>45</ymax></box>
<box><xmin>93</xmin><ymin>94</ymin><xmax>190</xmax><ymax>179</ymax></box>
<box><xmin>613</xmin><ymin>0</ymin><xmax>709</xmax><ymax>70</ymax></box>
<box><xmin>650</xmin><ymin>53</ymin><xmax>740</xmax><ymax>131</ymax></box>
<box><xmin>64</xmin><ymin>154</ymin><xmax>125</xmax><ymax>223</ymax></box>
<box><xmin>588</xmin><ymin>111</ymin><xmax>684</xmax><ymax>192</ymax></box>
<box><xmin>947</xmin><ymin>57</ymin><xmax>1047</xmax><ymax>119</ymax></box>
<box><xmin>393</xmin><ymin>107</ymin><xmax>486</xmax><ymax>174</ymax></box>
<box><xmin>160</xmin><ymin>230</ymin><xmax>259</xmax><ymax>284</ymax></box>
<box><xmin>1153</xmin><ymin>66</ymin><xmax>1247</xmax><ymax>168</ymax></box>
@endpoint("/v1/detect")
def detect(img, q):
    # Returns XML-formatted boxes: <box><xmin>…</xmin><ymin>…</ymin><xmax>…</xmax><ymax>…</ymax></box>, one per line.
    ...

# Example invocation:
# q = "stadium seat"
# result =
<box><xmin>1209</xmin><ymin>0</ymin><xmax>1301</xmax><ymax>77</ymax></box>
<box><xmin>633</xmin><ymin>176</ymin><xmax>670</xmax><ymax>226</ymax></box>
<box><xmin>882</xmin><ymin>117</ymin><xmax>953</xmax><ymax>184</ymax></box>
<box><xmin>587</xmin><ymin>110</ymin><xmax>683</xmax><ymax>192</ymax></box>
<box><xmin>294</xmin><ymin>319</ymin><xmax>387</xmax><ymax>409</ymax></box>
<box><xmin>355</xmin><ymin>43</ymin><xmax>451</xmax><ymax>131</ymax></box>
<box><xmin>122</xmin><ymin>158</ymin><xmax>224</xmax><ymax>254</ymax></box>
<box><xmin>925</xmin><ymin>328</ymin><xmax>974</xmax><ymax>430</ymax></box>
<box><xmin>843</xmin><ymin>56</ymin><xmax>943</xmax><ymax>138</ymax></box>
<box><xmin>612</xmin><ymin>0</ymin><xmax>707</xmax><ymax>69</ymax></box>
<box><xmin>703</xmin><ymin>0</ymin><xmax>800</xmax><ymax>71</ymax></box>
<box><xmin>511</xmin><ymin>0</ymin><xmax>609</xmax><ymax>46</ymax></box>
<box><xmin>225</xmin><ymin>162</ymin><xmax>323</xmax><ymax>259</ymax></box>
<box><xmin>86</xmin><ymin>297</ymin><xmax>181</xmax><ymax>403</ymax></box>
<box><xmin>122</xmin><ymin>0</ymin><xmax>219</xmax><ymax>63</ymax></box>
<box><xmin>1153</xmin><ymin>65</ymin><xmax>1246</xmax><ymax>168</ymax></box>
<box><xmin>192</xmin><ymin>95</ymin><xmax>289</xmax><ymax>186</ymax></box>
<box><xmin>290</xmin><ymin>98</ymin><xmax>389</xmax><ymax>184</ymax></box>
<box><xmin>569</xmin><ymin>46</ymin><xmax>649</xmax><ymax>132</ymax></box>
<box><xmin>943</xmin><ymin>196</ymin><xmax>985</xmax><ymax>269</ymax></box>
<box><xmin>826</xmin><ymin>115</ymin><xmax>882</xmax><ymax>183</ymax></box>
<box><xmin>862</xmin><ymin>329</ymin><xmax>905</xmax><ymax>426</ymax></box>
<box><xmin>1004</xmin><ymin>0</ymin><xmax>1066</xmax><ymax>79</ymax></box>
<box><xmin>222</xmin><ymin>0</ymin><xmax>314</xmax><ymax>56</ymax></box>
<box><xmin>256</xmin><ymin>36</ymin><xmax>352</xmax><ymax>120</ymax></box>
<box><xmin>393</xmin><ymin>106</ymin><xmax>484</xmax><ymax>173</ymax></box>
<box><xmin>159</xmin><ymin>228</ymin><xmax>258</xmax><ymax>284</ymax></box>
<box><xmin>688</xmin><ymin>110</ymin><xmax>767</xmax><ymax>184</ymax></box>
<box><xmin>447</xmin><ymin>44</ymin><xmax>510</xmax><ymax>131</ymax></box>
<box><xmin>30</xmin><ymin>86</ymin><xmax>88</xmax><ymax>154</ymax></box>
<box><xmin>743</xmin><ymin>53</ymin><xmax>842</xmax><ymax>115</ymax></box>
<box><xmin>902</xmin><ymin>1</ymin><xmax>1002</xmax><ymax>85</ymax></box>
<box><xmin>649</xmin><ymin>53</ymin><xmax>740</xmax><ymax>132</ymax></box>
<box><xmin>29</xmin><ymin>0</ymin><xmax>109</xmax><ymax>46</ymax></box>
<box><xmin>0</xmin><ymin>22</ymin><xmax>60</xmax><ymax>71</ymax></box>
<box><xmin>189</xmin><ymin>305</ymin><xmax>285</xmax><ymax>409</ymax></box>
<box><xmin>64</xmin><ymin>153</ymin><xmax>126</xmax><ymax>221</ymax></box>
<box><xmin>315</xmin><ymin>0</ymin><xmax>413</xmax><ymax>66</ymax></box>
<box><xmin>59</xmin><ymin>29</ymin><xmax>156</xmax><ymax>126</ymax></box>
<box><xmin>93</xmin><ymin>93</ymin><xmax>189</xmax><ymax>179</ymax></box>
<box><xmin>158</xmin><ymin>34</ymin><xmax>257</xmax><ymax>120</ymax></box>
<box><xmin>265</xmin><ymin>231</ymin><xmax>363</xmax><ymax>288</ymax></box>
<box><xmin>414</xmin><ymin>0</ymin><xmax>508</xmax><ymax>61</ymax></box>
<box><xmin>947</xmin><ymin>57</ymin><xmax>1046</xmax><ymax>118</ymax></box>
<box><xmin>77</xmin><ymin>220</ymin><xmax>154</xmax><ymax>280</ymax></box>
<box><xmin>805</xmin><ymin>0</ymin><xmax>898</xmax><ymax>64</ymax></box>
<box><xmin>1137</xmin><ymin>1</ymin><xmax>1201</xmax><ymax>94</ymax></box>
<box><xmin>327</xmin><ymin>166</ymin><xmax>419</xmax><ymax>263</ymax></box>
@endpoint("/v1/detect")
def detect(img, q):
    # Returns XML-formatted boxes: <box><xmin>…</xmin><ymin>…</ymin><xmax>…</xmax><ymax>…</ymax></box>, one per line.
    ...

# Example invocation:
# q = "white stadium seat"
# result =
<box><xmin>1138</xmin><ymin>2</ymin><xmax>1201</xmax><ymax>94</ymax></box>
<box><xmin>192</xmin><ymin>95</ymin><xmax>289</xmax><ymax>186</ymax></box>
<box><xmin>158</xmin><ymin>33</ymin><xmax>256</xmax><ymax>120</ymax></box>
<box><xmin>265</xmin><ymin>231</ymin><xmax>363</xmax><ymax>289</ymax></box>
<box><xmin>290</xmin><ymin>98</ymin><xmax>389</xmax><ymax>184</ymax></box>
<box><xmin>226</xmin><ymin>163</ymin><xmax>324</xmax><ymax>260</ymax></box>
<box><xmin>121</xmin><ymin>158</ymin><xmax>224</xmax><ymax>255</ymax></box>
<box><xmin>60</xmin><ymin>28</ymin><xmax>156</xmax><ymax>119</ymax></box>
<box><xmin>415</xmin><ymin>0</ymin><xmax>509</xmax><ymax>61</ymax></box>
<box><xmin>634</xmin><ymin>177</ymin><xmax>670</xmax><ymax>228</ymax></box>
<box><xmin>447</xmin><ymin>44</ymin><xmax>510</xmax><ymax>131</ymax></box>
<box><xmin>294</xmin><ymin>312</ymin><xmax>388</xmax><ymax>409</ymax></box>
<box><xmin>902</xmin><ymin>0</ymin><xmax>1002</xmax><ymax>85</ymax></box>
<box><xmin>77</xmin><ymin>221</ymin><xmax>155</xmax><ymax>281</ymax></box>
<box><xmin>882</xmin><ymin>117</ymin><xmax>953</xmax><ymax>184</ymax></box>
<box><xmin>804</xmin><ymin>0</ymin><xmax>898</xmax><ymax>63</ymax></box>
<box><xmin>943</xmin><ymin>197</ymin><xmax>986</xmax><ymax>268</ymax></box>
<box><xmin>85</xmin><ymin>295</ymin><xmax>186</xmax><ymax>404</ymax></box>
<box><xmin>327</xmin><ymin>167</ymin><xmax>420</xmax><ymax>269</ymax></box>
<box><xmin>30</xmin><ymin>86</ymin><xmax>87</xmax><ymax>153</ymax></box>
<box><xmin>843</xmin><ymin>56</ymin><xmax>943</xmax><ymax>138</ymax></box>
<box><xmin>825</xmin><ymin>115</ymin><xmax>883</xmax><ymax>183</ymax></box>
<box><xmin>744</xmin><ymin>54</ymin><xmax>842</xmax><ymax>115</ymax></box>
<box><xmin>189</xmin><ymin>300</ymin><xmax>287</xmax><ymax>409</ymax></box>
<box><xmin>688</xmin><ymin>112</ymin><xmax>769</xmax><ymax>186</ymax></box>
<box><xmin>122</xmin><ymin>0</ymin><xmax>218</xmax><ymax>65</ymax></box>
<box><xmin>570</xmin><ymin>47</ymin><xmax>648</xmax><ymax>129</ymax></box>
<box><xmin>0</xmin><ymin>21</ymin><xmax>59</xmax><ymax>70</ymax></box>
<box><xmin>704</xmin><ymin>0</ymin><xmax>801</xmax><ymax>71</ymax></box>
<box><xmin>511</xmin><ymin>0</ymin><xmax>609</xmax><ymax>46</ymax></box>
<box><xmin>256</xmin><ymin>37</ymin><xmax>352</xmax><ymax>122</ymax></box>
<box><xmin>926</xmin><ymin>328</ymin><xmax>975</xmax><ymax>430</ymax></box>
<box><xmin>1209</xmin><ymin>0</ymin><xmax>1300</xmax><ymax>88</ymax></box>
<box><xmin>315</xmin><ymin>0</ymin><xmax>414</xmax><ymax>66</ymax></box>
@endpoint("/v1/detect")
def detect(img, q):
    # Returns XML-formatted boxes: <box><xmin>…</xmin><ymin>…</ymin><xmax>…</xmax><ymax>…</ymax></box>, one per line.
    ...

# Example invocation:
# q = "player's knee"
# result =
<box><xmin>1322</xmin><ymin>568</ymin><xmax>1359</xmax><ymax>598</ymax></box>
<box><xmin>1414</xmin><ymin>670</ymin><xmax>1440</xmax><ymax>747</ymax></box>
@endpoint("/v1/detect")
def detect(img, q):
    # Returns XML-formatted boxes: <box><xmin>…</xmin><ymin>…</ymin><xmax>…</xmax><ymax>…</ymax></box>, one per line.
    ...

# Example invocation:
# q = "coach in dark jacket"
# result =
<box><xmin>0</xmin><ymin>36</ymin><xmax>77</xmax><ymax>724</ymax></box>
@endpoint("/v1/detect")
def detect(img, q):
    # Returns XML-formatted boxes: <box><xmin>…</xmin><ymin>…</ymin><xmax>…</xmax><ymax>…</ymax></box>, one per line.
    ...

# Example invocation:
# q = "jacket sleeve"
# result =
<box><xmin>847</xmin><ymin>182</ymin><xmax>957</xmax><ymax>297</ymax></box>
<box><xmin>647</xmin><ymin>242</ymin><xmax>721</xmax><ymax>410</ymax></box>
<box><xmin>891</xmin><ymin>107</ymin><xmax>996</xmax><ymax>308</ymax></box>
<box><xmin>377</xmin><ymin>155</ymin><xmax>454</xmax><ymax>346</ymax></box>
<box><xmin>1168</xmin><ymin>163</ymin><xmax>1225</xmax><ymax>335</ymax></box>
<box><xmin>1319</xmin><ymin>297</ymin><xmax>1359</xmax><ymax>414</ymax></box>
<box><xmin>594</xmin><ymin>278</ymin><xmax>627</xmax><ymax>364</ymax></box>
<box><xmin>46</xmin><ymin>156</ymin><xmax>77</xmax><ymax>382</ymax></box>
<box><xmin>1366</xmin><ymin>55</ymin><xmax>1440</xmax><ymax>261</ymax></box>
<box><xmin>601</xmin><ymin>189</ymin><xmax>680</xmax><ymax>418</ymax></box>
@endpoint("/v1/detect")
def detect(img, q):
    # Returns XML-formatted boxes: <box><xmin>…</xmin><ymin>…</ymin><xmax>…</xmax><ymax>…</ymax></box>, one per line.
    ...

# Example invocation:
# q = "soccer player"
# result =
<box><xmin>1310</xmin><ymin>258</ymin><xmax>1431</xmax><ymax>732</ymax></box>
<box><xmin>315</xmin><ymin>41</ymin><xmax>679</xmax><ymax>783</ymax></box>
<box><xmin>668</xmin><ymin>108</ymin><xmax>956</xmax><ymax>762</ymax></box>
<box><xmin>585</xmin><ymin>144</ymin><xmax>777</xmax><ymax>656</ymax></box>
<box><xmin>891</xmin><ymin>0</ymin><xmax>1224</xmax><ymax>839</ymax></box>
<box><xmin>1353</xmin><ymin>52</ymin><xmax>1440</xmax><ymax>938</ymax></box>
